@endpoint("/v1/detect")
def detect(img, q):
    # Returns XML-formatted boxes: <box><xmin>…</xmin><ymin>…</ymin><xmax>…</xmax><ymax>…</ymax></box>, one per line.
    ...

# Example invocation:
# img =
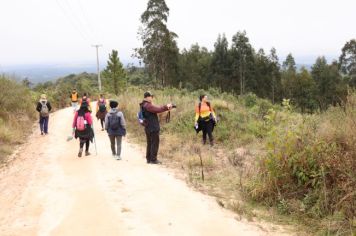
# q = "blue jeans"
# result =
<box><xmin>39</xmin><ymin>116</ymin><xmax>49</xmax><ymax>134</ymax></box>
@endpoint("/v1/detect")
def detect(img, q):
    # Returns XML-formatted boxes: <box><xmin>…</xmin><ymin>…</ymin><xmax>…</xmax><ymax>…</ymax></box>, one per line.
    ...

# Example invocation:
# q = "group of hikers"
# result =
<box><xmin>36</xmin><ymin>89</ymin><xmax>217</xmax><ymax>164</ymax></box>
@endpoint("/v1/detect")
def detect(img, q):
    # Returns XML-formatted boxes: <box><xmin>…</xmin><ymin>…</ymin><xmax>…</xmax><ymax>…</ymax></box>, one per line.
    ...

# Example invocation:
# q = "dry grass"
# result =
<box><xmin>0</xmin><ymin>76</ymin><xmax>37</xmax><ymax>164</ymax></box>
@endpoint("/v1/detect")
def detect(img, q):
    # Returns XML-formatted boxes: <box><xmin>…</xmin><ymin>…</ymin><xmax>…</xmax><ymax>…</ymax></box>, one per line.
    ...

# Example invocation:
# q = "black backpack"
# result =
<box><xmin>108</xmin><ymin>114</ymin><xmax>121</xmax><ymax>130</ymax></box>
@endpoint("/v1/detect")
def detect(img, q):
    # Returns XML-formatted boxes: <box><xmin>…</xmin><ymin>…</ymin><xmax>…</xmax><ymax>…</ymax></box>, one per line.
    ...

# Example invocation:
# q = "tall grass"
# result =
<box><xmin>0</xmin><ymin>76</ymin><xmax>37</xmax><ymax>164</ymax></box>
<box><xmin>248</xmin><ymin>93</ymin><xmax>356</xmax><ymax>234</ymax></box>
<box><xmin>110</xmin><ymin>87</ymin><xmax>355</xmax><ymax>234</ymax></box>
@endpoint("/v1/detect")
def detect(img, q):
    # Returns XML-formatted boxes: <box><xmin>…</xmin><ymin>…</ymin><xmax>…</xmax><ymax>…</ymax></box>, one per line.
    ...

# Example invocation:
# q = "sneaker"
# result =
<box><xmin>41</xmin><ymin>131</ymin><xmax>43</xmax><ymax>135</ymax></box>
<box><xmin>85</xmin><ymin>151</ymin><xmax>91</xmax><ymax>156</ymax></box>
<box><xmin>101</xmin><ymin>128</ymin><xmax>104</xmax><ymax>131</ymax></box>
<box><xmin>150</xmin><ymin>160</ymin><xmax>162</xmax><ymax>165</ymax></box>
<box><xmin>78</xmin><ymin>148</ymin><xmax>83</xmax><ymax>157</ymax></box>
<box><xmin>116</xmin><ymin>155</ymin><xmax>121</xmax><ymax>160</ymax></box>
<box><xmin>112</xmin><ymin>154</ymin><xmax>116</xmax><ymax>158</ymax></box>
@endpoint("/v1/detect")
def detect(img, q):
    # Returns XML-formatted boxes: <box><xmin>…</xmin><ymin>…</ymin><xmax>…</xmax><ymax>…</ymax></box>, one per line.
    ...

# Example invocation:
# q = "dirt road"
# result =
<box><xmin>0</xmin><ymin>105</ymin><xmax>287</xmax><ymax>236</ymax></box>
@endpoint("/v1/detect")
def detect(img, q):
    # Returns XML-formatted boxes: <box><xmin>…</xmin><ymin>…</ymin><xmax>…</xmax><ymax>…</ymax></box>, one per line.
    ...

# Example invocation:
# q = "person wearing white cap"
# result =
<box><xmin>36</xmin><ymin>94</ymin><xmax>52</xmax><ymax>135</ymax></box>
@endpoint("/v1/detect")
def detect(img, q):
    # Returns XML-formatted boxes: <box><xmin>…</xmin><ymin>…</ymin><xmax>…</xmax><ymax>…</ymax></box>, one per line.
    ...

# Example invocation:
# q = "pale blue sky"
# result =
<box><xmin>0</xmin><ymin>0</ymin><xmax>355</xmax><ymax>66</ymax></box>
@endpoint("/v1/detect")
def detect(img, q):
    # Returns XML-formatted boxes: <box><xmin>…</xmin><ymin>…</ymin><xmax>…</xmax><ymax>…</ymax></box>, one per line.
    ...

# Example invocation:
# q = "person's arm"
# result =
<box><xmin>144</xmin><ymin>103</ymin><xmax>169</xmax><ymax>114</ymax></box>
<box><xmin>36</xmin><ymin>102</ymin><xmax>41</xmax><ymax>112</ymax></box>
<box><xmin>86</xmin><ymin>112</ymin><xmax>93</xmax><ymax>125</ymax></box>
<box><xmin>72</xmin><ymin>112</ymin><xmax>78</xmax><ymax>128</ymax></box>
<box><xmin>195</xmin><ymin>104</ymin><xmax>199</xmax><ymax>123</ymax></box>
<box><xmin>210</xmin><ymin>105</ymin><xmax>217</xmax><ymax>120</ymax></box>
<box><xmin>104</xmin><ymin>113</ymin><xmax>109</xmax><ymax>130</ymax></box>
<box><xmin>47</xmin><ymin>102</ymin><xmax>52</xmax><ymax>112</ymax></box>
<box><xmin>119</xmin><ymin>112</ymin><xmax>126</xmax><ymax>129</ymax></box>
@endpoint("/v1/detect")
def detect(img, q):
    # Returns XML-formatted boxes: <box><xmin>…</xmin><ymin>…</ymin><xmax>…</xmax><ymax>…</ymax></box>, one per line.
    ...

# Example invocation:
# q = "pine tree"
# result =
<box><xmin>102</xmin><ymin>50</ymin><xmax>126</xmax><ymax>95</ymax></box>
<box><xmin>136</xmin><ymin>0</ymin><xmax>179</xmax><ymax>87</ymax></box>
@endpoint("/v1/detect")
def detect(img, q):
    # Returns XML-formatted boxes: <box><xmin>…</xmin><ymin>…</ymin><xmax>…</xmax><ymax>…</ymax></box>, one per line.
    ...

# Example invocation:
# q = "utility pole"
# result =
<box><xmin>92</xmin><ymin>44</ymin><xmax>102</xmax><ymax>91</ymax></box>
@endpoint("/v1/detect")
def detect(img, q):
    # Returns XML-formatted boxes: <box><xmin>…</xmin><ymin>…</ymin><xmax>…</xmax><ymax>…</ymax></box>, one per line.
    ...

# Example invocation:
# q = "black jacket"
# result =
<box><xmin>140</xmin><ymin>100</ymin><xmax>168</xmax><ymax>133</ymax></box>
<box><xmin>36</xmin><ymin>100</ymin><xmax>52</xmax><ymax>116</ymax></box>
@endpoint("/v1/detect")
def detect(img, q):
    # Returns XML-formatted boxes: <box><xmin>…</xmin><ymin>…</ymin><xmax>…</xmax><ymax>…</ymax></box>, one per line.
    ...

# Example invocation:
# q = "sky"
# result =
<box><xmin>0</xmin><ymin>0</ymin><xmax>355</xmax><ymax>67</ymax></box>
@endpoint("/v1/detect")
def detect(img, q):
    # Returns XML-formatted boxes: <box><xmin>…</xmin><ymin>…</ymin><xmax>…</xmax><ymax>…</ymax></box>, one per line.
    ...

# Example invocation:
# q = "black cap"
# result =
<box><xmin>144</xmin><ymin>91</ymin><xmax>154</xmax><ymax>98</ymax></box>
<box><xmin>109</xmin><ymin>100</ymin><xmax>118</xmax><ymax>108</ymax></box>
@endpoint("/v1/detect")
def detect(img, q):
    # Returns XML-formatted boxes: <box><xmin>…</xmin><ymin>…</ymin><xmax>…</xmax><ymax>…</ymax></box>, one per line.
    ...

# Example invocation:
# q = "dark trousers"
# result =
<box><xmin>202</xmin><ymin>120</ymin><xmax>214</xmax><ymax>144</ymax></box>
<box><xmin>79</xmin><ymin>139</ymin><xmax>90</xmax><ymax>151</ymax></box>
<box><xmin>109</xmin><ymin>135</ymin><xmax>122</xmax><ymax>156</ymax></box>
<box><xmin>100</xmin><ymin>119</ymin><xmax>104</xmax><ymax>128</ymax></box>
<box><xmin>145</xmin><ymin>130</ymin><xmax>160</xmax><ymax>163</ymax></box>
<box><xmin>39</xmin><ymin>116</ymin><xmax>49</xmax><ymax>134</ymax></box>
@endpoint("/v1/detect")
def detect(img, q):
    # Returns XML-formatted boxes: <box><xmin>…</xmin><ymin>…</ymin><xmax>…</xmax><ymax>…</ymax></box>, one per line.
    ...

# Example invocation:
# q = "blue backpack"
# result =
<box><xmin>137</xmin><ymin>105</ymin><xmax>147</xmax><ymax>127</ymax></box>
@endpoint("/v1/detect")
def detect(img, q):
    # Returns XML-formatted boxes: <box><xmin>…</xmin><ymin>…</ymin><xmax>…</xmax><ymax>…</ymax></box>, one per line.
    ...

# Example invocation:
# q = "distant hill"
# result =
<box><xmin>0</xmin><ymin>64</ymin><xmax>101</xmax><ymax>84</ymax></box>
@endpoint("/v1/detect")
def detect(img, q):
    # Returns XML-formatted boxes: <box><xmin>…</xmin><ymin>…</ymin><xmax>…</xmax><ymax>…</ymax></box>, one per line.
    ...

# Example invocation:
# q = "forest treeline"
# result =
<box><xmin>134</xmin><ymin>0</ymin><xmax>356</xmax><ymax>113</ymax></box>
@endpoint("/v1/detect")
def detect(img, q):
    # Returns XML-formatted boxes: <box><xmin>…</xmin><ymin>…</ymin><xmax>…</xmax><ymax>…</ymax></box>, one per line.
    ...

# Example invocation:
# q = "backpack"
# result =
<box><xmin>76</xmin><ymin>115</ymin><xmax>86</xmax><ymax>131</ymax></box>
<box><xmin>40</xmin><ymin>101</ymin><xmax>49</xmax><ymax>117</ymax></box>
<box><xmin>71</xmin><ymin>92</ymin><xmax>78</xmax><ymax>102</ymax></box>
<box><xmin>82</xmin><ymin>97</ymin><xmax>88</xmax><ymax>106</ymax></box>
<box><xmin>98</xmin><ymin>100</ymin><xmax>106</xmax><ymax>112</ymax></box>
<box><xmin>137</xmin><ymin>105</ymin><xmax>147</xmax><ymax>127</ymax></box>
<box><xmin>108</xmin><ymin>114</ymin><xmax>121</xmax><ymax>130</ymax></box>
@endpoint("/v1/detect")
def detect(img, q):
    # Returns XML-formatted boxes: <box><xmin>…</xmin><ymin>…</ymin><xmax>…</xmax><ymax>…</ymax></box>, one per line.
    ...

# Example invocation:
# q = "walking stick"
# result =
<box><xmin>92</xmin><ymin>122</ymin><xmax>98</xmax><ymax>156</ymax></box>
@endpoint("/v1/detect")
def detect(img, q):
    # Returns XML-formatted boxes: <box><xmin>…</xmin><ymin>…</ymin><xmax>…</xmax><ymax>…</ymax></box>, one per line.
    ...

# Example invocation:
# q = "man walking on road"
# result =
<box><xmin>36</xmin><ymin>94</ymin><xmax>52</xmax><ymax>135</ymax></box>
<box><xmin>140</xmin><ymin>91</ymin><xmax>172</xmax><ymax>164</ymax></box>
<box><xmin>70</xmin><ymin>88</ymin><xmax>79</xmax><ymax>112</ymax></box>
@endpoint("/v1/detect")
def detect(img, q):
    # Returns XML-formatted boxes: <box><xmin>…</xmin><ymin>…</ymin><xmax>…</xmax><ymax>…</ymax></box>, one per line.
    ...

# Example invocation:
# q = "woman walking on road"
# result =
<box><xmin>96</xmin><ymin>94</ymin><xmax>108</xmax><ymax>131</ymax></box>
<box><xmin>194</xmin><ymin>94</ymin><xmax>217</xmax><ymax>146</ymax></box>
<box><xmin>72</xmin><ymin>102</ymin><xmax>94</xmax><ymax>157</ymax></box>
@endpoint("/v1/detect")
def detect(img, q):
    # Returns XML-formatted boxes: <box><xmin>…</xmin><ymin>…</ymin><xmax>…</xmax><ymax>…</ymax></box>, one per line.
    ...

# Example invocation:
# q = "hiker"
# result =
<box><xmin>72</xmin><ymin>102</ymin><xmax>94</xmax><ymax>157</ymax></box>
<box><xmin>70</xmin><ymin>88</ymin><xmax>79</xmax><ymax>111</ymax></box>
<box><xmin>79</xmin><ymin>93</ymin><xmax>92</xmax><ymax>112</ymax></box>
<box><xmin>105</xmin><ymin>100</ymin><xmax>126</xmax><ymax>160</ymax></box>
<box><xmin>96</xmin><ymin>94</ymin><xmax>107</xmax><ymax>131</ymax></box>
<box><xmin>194</xmin><ymin>94</ymin><xmax>217</xmax><ymax>146</ymax></box>
<box><xmin>140</xmin><ymin>91</ymin><xmax>172</xmax><ymax>164</ymax></box>
<box><xmin>36</xmin><ymin>94</ymin><xmax>52</xmax><ymax>135</ymax></box>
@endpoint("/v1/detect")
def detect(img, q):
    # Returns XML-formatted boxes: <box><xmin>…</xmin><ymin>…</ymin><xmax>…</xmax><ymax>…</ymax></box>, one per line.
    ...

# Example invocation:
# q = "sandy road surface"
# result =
<box><xmin>0</xmin><ymin>105</ymin><xmax>289</xmax><ymax>236</ymax></box>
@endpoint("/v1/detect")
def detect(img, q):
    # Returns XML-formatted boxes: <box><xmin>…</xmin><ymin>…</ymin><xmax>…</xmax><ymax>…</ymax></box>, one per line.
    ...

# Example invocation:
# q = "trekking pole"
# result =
<box><xmin>92</xmin><ymin>122</ymin><xmax>98</xmax><ymax>156</ymax></box>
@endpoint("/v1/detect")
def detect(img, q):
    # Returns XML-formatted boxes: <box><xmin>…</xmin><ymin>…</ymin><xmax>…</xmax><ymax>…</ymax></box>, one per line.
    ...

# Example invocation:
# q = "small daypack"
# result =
<box><xmin>40</xmin><ymin>101</ymin><xmax>49</xmax><ymax>117</ymax></box>
<box><xmin>76</xmin><ymin>115</ymin><xmax>86</xmax><ymax>131</ymax></box>
<box><xmin>98</xmin><ymin>100</ymin><xmax>106</xmax><ymax>112</ymax></box>
<box><xmin>108</xmin><ymin>114</ymin><xmax>121</xmax><ymax>130</ymax></box>
<box><xmin>137</xmin><ymin>105</ymin><xmax>147</xmax><ymax>127</ymax></box>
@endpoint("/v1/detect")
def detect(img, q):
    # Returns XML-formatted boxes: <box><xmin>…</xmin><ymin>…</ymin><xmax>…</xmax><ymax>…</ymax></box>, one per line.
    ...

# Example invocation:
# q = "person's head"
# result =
<box><xmin>83</xmin><ymin>92</ymin><xmax>87</xmax><ymax>97</ymax></box>
<box><xmin>72</xmin><ymin>88</ymin><xmax>76</xmax><ymax>93</ymax></box>
<box><xmin>100</xmin><ymin>94</ymin><xmax>104</xmax><ymax>99</ymax></box>
<box><xmin>144</xmin><ymin>91</ymin><xmax>154</xmax><ymax>102</ymax></box>
<box><xmin>109</xmin><ymin>100</ymin><xmax>118</xmax><ymax>109</ymax></box>
<box><xmin>40</xmin><ymin>94</ymin><xmax>47</xmax><ymax>100</ymax></box>
<box><xmin>199</xmin><ymin>94</ymin><xmax>207</xmax><ymax>102</ymax></box>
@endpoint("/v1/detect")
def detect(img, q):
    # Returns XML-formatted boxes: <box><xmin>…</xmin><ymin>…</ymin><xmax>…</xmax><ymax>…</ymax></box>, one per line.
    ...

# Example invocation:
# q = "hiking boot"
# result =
<box><xmin>85</xmin><ymin>151</ymin><xmax>91</xmax><ymax>156</ymax></box>
<box><xmin>78</xmin><ymin>148</ymin><xmax>83</xmax><ymax>157</ymax></box>
<box><xmin>150</xmin><ymin>160</ymin><xmax>162</xmax><ymax>165</ymax></box>
<box><xmin>116</xmin><ymin>155</ymin><xmax>121</xmax><ymax>160</ymax></box>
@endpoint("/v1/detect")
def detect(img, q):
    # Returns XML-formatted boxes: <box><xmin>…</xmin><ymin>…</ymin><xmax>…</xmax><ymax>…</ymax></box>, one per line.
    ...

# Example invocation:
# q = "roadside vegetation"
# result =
<box><xmin>0</xmin><ymin>75</ymin><xmax>37</xmax><ymax>165</ymax></box>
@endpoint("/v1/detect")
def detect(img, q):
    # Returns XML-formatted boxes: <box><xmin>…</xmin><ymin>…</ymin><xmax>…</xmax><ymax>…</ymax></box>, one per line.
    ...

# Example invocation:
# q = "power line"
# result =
<box><xmin>54</xmin><ymin>0</ymin><xmax>90</xmax><ymax>43</ymax></box>
<box><xmin>61</xmin><ymin>0</ymin><xmax>95</xmax><ymax>42</ymax></box>
<box><xmin>76</xmin><ymin>0</ymin><xmax>100</xmax><ymax>42</ymax></box>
